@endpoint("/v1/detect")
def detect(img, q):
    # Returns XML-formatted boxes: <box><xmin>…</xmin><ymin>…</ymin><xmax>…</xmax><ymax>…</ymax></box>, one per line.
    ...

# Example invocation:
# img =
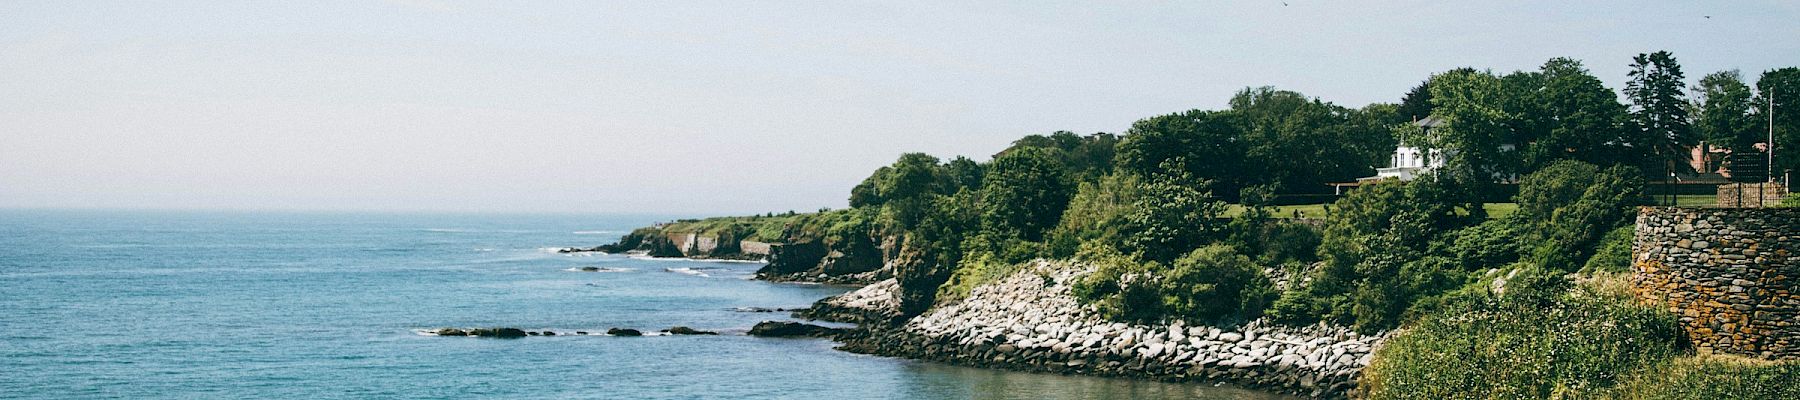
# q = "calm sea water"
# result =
<box><xmin>0</xmin><ymin>210</ymin><xmax>1284</xmax><ymax>399</ymax></box>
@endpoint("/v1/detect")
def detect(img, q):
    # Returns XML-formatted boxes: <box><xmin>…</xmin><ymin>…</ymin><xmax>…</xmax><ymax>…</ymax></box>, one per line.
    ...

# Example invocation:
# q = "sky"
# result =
<box><xmin>2</xmin><ymin>1</ymin><xmax>1797</xmax><ymax>215</ymax></box>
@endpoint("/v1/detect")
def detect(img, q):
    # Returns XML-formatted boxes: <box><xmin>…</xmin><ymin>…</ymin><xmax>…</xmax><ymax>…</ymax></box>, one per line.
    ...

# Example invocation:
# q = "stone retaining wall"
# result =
<box><xmin>1632</xmin><ymin>206</ymin><xmax>1800</xmax><ymax>360</ymax></box>
<box><xmin>1715</xmin><ymin>183</ymin><xmax>1789</xmax><ymax>208</ymax></box>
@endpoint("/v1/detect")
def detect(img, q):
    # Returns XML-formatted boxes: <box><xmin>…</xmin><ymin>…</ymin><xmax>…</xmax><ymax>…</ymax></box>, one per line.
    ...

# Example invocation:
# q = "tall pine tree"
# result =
<box><xmin>1625</xmin><ymin>51</ymin><xmax>1695</xmax><ymax>176</ymax></box>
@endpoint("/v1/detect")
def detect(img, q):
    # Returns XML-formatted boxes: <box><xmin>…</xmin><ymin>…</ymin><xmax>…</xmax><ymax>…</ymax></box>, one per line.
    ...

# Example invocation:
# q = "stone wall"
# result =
<box><xmin>1632</xmin><ymin>206</ymin><xmax>1800</xmax><ymax>360</ymax></box>
<box><xmin>1715</xmin><ymin>183</ymin><xmax>1789</xmax><ymax>208</ymax></box>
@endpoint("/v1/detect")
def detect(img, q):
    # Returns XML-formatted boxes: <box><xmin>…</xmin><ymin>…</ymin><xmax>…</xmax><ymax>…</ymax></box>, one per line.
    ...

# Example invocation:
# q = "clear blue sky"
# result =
<box><xmin>3</xmin><ymin>1</ymin><xmax>1796</xmax><ymax>214</ymax></box>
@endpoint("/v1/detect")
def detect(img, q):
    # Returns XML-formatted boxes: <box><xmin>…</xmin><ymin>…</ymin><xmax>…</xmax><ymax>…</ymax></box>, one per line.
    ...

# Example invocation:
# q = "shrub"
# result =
<box><xmin>1361</xmin><ymin>272</ymin><xmax>1681</xmax><ymax>399</ymax></box>
<box><xmin>934</xmin><ymin>252</ymin><xmax>1023</xmax><ymax>305</ymax></box>
<box><xmin>1119</xmin><ymin>172</ymin><xmax>1228</xmax><ymax>263</ymax></box>
<box><xmin>1074</xmin><ymin>243</ymin><xmax>1273</xmax><ymax>324</ymax></box>
<box><xmin>1161</xmin><ymin>245</ymin><xmax>1276</xmax><ymax>324</ymax></box>
<box><xmin>1442</xmin><ymin>217</ymin><xmax>1527</xmax><ymax>270</ymax></box>
<box><xmin>1583</xmin><ymin>226</ymin><xmax>1636</xmax><ymax>273</ymax></box>
<box><xmin>1781</xmin><ymin>193</ymin><xmax>1800</xmax><ymax>208</ymax></box>
<box><xmin>1228</xmin><ymin>218</ymin><xmax>1322</xmax><ymax>266</ymax></box>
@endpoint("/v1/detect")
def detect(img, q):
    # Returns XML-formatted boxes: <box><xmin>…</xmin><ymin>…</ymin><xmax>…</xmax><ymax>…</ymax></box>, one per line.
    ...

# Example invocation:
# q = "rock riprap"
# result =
<box><xmin>825</xmin><ymin>260</ymin><xmax>1385</xmax><ymax>398</ymax></box>
<box><xmin>798</xmin><ymin>278</ymin><xmax>901</xmax><ymax>324</ymax></box>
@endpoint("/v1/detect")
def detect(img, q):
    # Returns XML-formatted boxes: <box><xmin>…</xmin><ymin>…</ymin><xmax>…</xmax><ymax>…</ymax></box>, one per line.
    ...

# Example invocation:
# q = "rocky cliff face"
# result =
<box><xmin>818</xmin><ymin>260</ymin><xmax>1385</xmax><ymax>398</ymax></box>
<box><xmin>755</xmin><ymin>234</ymin><xmax>894</xmax><ymax>284</ymax></box>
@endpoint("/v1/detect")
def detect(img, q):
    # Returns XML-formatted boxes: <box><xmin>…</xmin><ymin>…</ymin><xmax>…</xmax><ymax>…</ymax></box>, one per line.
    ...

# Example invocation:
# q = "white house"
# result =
<box><xmin>1331</xmin><ymin>115</ymin><xmax>1517</xmax><ymax>194</ymax></box>
<box><xmin>1370</xmin><ymin>116</ymin><xmax>1449</xmax><ymax>182</ymax></box>
<box><xmin>1376</xmin><ymin>145</ymin><xmax>1446</xmax><ymax>181</ymax></box>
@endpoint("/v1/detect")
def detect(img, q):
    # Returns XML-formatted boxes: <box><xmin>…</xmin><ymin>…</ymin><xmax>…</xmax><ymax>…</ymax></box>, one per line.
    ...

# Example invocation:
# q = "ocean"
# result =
<box><xmin>0</xmin><ymin>210</ymin><xmax>1283</xmax><ymax>399</ymax></box>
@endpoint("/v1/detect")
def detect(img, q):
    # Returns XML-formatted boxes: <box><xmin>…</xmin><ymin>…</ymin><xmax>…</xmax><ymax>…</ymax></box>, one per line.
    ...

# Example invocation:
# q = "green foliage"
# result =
<box><xmin>1119</xmin><ymin>169</ymin><xmax>1228</xmax><ymax>263</ymax></box>
<box><xmin>934</xmin><ymin>252</ymin><xmax>1024</xmax><ymax>305</ymax></box>
<box><xmin>1074</xmin><ymin>243</ymin><xmax>1273</xmax><ymax>325</ymax></box>
<box><xmin>1584</xmin><ymin>226</ymin><xmax>1636</xmax><ymax>273</ymax></box>
<box><xmin>1275</xmin><ymin>177</ymin><xmax>1470</xmax><ymax>332</ymax></box>
<box><xmin>1047</xmin><ymin>172</ymin><xmax>1144</xmax><ymax>257</ymax></box>
<box><xmin>1782</xmin><ymin>193</ymin><xmax>1800</xmax><ymax>208</ymax></box>
<box><xmin>849</xmin><ymin>153</ymin><xmax>947</xmax><ymax>209</ymax></box>
<box><xmin>1230</xmin><ymin>87</ymin><xmax>1396</xmax><ymax>193</ymax></box>
<box><xmin>1421</xmin><ymin>68</ymin><xmax>1519</xmax><ymax>196</ymax></box>
<box><xmin>1694</xmin><ymin>70</ymin><xmax>1760</xmax><ymax>152</ymax></box>
<box><xmin>1361</xmin><ymin>272</ymin><xmax>1682</xmax><ymax>399</ymax></box>
<box><xmin>1396</xmin><ymin>79</ymin><xmax>1434</xmax><ymax>122</ymax></box>
<box><xmin>978</xmin><ymin>147</ymin><xmax>1074</xmax><ymax>242</ymax></box>
<box><xmin>1116</xmin><ymin>109</ymin><xmax>1248</xmax><ymax>193</ymax></box>
<box><xmin>1442</xmin><ymin>217</ymin><xmax>1527</xmax><ymax>269</ymax></box>
<box><xmin>1757</xmin><ymin>67</ymin><xmax>1800</xmax><ymax>174</ymax></box>
<box><xmin>1516</xmin><ymin>160</ymin><xmax>1604</xmax><ymax>222</ymax></box>
<box><xmin>999</xmin><ymin>131</ymin><xmax>1118</xmax><ymax>180</ymax></box>
<box><xmin>1530</xmin><ymin>58</ymin><xmax>1638</xmax><ymax>170</ymax></box>
<box><xmin>1511</xmin><ymin>160</ymin><xmax>1645</xmax><ymax>271</ymax></box>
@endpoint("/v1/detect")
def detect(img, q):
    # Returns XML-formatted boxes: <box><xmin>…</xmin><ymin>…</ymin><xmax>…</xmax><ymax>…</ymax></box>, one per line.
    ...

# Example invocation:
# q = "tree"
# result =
<box><xmin>978</xmin><ymin>147</ymin><xmax>1074</xmax><ymax>242</ymax></box>
<box><xmin>999</xmin><ymin>131</ymin><xmax>1118</xmax><ymax>180</ymax></box>
<box><xmin>1534</xmin><ymin>58</ymin><xmax>1634</xmax><ymax>169</ymax></box>
<box><xmin>1230</xmin><ymin>87</ymin><xmax>1394</xmax><ymax>194</ymax></box>
<box><xmin>1625</xmin><ymin>51</ymin><xmax>1695</xmax><ymax>176</ymax></box>
<box><xmin>1756</xmin><ymin>67</ymin><xmax>1800</xmax><ymax>178</ymax></box>
<box><xmin>1694</xmin><ymin>70</ymin><xmax>1758</xmax><ymax>152</ymax></box>
<box><xmin>1420</xmin><ymin>68</ymin><xmax>1517</xmax><ymax>214</ymax></box>
<box><xmin>1119</xmin><ymin>165</ymin><xmax>1228</xmax><ymax>263</ymax></box>
<box><xmin>1115</xmin><ymin>110</ymin><xmax>1248</xmax><ymax>197</ymax></box>
<box><xmin>1396</xmin><ymin>79</ymin><xmax>1435</xmax><ymax>124</ymax></box>
<box><xmin>848</xmin><ymin>153</ymin><xmax>945</xmax><ymax>208</ymax></box>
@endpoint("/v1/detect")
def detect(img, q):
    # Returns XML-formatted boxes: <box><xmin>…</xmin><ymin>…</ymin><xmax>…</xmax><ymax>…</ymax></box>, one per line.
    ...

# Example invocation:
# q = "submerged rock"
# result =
<box><xmin>748</xmin><ymin>321</ymin><xmax>842</xmax><ymax>338</ymax></box>
<box><xmin>466</xmin><ymin>328</ymin><xmax>528</xmax><ymax>338</ymax></box>
<box><xmin>607</xmin><ymin>328</ymin><xmax>643</xmax><ymax>337</ymax></box>
<box><xmin>434</xmin><ymin>328</ymin><xmax>468</xmax><ymax>336</ymax></box>
<box><xmin>664</xmin><ymin>326</ymin><xmax>718</xmax><ymax>335</ymax></box>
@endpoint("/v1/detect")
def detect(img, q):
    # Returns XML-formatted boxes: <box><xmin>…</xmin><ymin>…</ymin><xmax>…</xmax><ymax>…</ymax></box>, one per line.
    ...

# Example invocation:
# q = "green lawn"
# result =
<box><xmin>1674</xmin><ymin>194</ymin><xmax>1717</xmax><ymax>207</ymax></box>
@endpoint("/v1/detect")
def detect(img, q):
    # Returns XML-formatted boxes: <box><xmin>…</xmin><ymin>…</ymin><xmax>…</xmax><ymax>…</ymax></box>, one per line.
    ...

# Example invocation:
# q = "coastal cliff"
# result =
<box><xmin>573</xmin><ymin>211</ymin><xmax>903</xmax><ymax>285</ymax></box>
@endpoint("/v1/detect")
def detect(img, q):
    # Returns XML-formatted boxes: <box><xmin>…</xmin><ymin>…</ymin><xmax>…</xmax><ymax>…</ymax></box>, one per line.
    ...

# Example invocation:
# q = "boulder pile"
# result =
<box><xmin>825</xmin><ymin>260</ymin><xmax>1385</xmax><ymax>398</ymax></box>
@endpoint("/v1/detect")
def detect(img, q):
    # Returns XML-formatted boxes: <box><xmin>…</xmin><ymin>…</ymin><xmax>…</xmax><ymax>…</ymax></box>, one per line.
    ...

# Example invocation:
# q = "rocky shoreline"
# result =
<box><xmin>810</xmin><ymin>261</ymin><xmax>1385</xmax><ymax>399</ymax></box>
<box><xmin>560</xmin><ymin>235</ymin><xmax>1384</xmax><ymax>397</ymax></box>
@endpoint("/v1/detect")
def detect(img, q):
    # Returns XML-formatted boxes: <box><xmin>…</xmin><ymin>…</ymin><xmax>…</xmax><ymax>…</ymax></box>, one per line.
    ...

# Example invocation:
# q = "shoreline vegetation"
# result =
<box><xmin>577</xmin><ymin>55</ymin><xmax>1799</xmax><ymax>398</ymax></box>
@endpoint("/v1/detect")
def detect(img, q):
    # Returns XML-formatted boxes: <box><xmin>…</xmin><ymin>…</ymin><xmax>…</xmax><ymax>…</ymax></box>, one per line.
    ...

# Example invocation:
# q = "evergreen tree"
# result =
<box><xmin>1625</xmin><ymin>51</ymin><xmax>1695</xmax><ymax>175</ymax></box>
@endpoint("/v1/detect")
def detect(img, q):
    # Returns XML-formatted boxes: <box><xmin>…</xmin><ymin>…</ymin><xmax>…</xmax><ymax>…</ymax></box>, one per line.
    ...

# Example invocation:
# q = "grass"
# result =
<box><xmin>1610</xmin><ymin>354</ymin><xmax>1800</xmax><ymax>399</ymax></box>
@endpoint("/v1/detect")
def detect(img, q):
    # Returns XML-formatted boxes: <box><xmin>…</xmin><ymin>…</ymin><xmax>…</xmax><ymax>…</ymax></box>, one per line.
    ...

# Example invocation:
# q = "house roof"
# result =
<box><xmin>1414</xmin><ymin>115</ymin><xmax>1447</xmax><ymax>128</ymax></box>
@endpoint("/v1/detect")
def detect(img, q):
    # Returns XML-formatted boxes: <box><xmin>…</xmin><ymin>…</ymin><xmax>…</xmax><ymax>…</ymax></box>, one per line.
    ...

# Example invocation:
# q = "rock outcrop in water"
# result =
<box><xmin>747</xmin><ymin>321</ymin><xmax>844</xmax><ymax>338</ymax></box>
<box><xmin>432</xmin><ymin>327</ymin><xmax>530</xmax><ymax>338</ymax></box>
<box><xmin>663</xmin><ymin>326</ymin><xmax>718</xmax><ymax>335</ymax></box>
<box><xmin>811</xmin><ymin>261</ymin><xmax>1385</xmax><ymax>398</ymax></box>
